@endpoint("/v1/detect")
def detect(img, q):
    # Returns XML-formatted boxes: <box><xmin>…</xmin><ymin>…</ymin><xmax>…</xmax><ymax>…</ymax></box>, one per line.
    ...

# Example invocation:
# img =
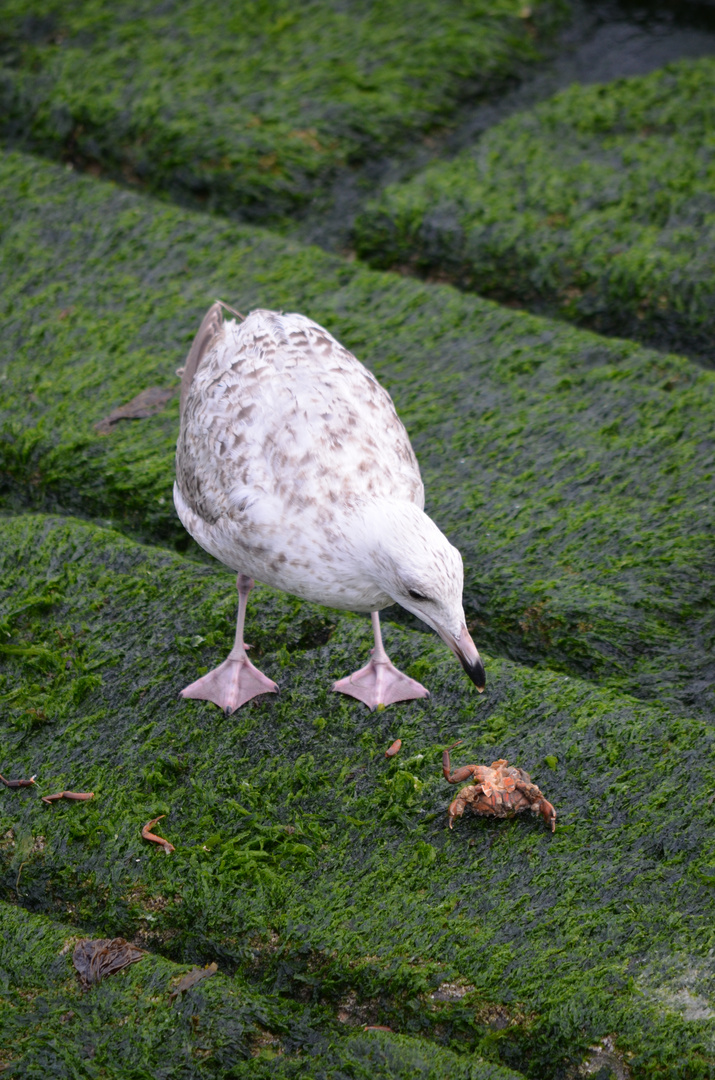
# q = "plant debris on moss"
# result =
<box><xmin>72</xmin><ymin>935</ymin><xmax>146</xmax><ymax>989</ymax></box>
<box><xmin>355</xmin><ymin>57</ymin><xmax>715</xmax><ymax>360</ymax></box>
<box><xmin>168</xmin><ymin>960</ymin><xmax>218</xmax><ymax>1001</ymax></box>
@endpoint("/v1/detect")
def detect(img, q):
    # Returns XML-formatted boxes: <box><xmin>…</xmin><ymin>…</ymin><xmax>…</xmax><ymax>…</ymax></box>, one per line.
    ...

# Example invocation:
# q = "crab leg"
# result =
<box><xmin>0</xmin><ymin>774</ymin><xmax>37</xmax><ymax>789</ymax></box>
<box><xmin>442</xmin><ymin>742</ymin><xmax>480</xmax><ymax>784</ymax></box>
<box><xmin>142</xmin><ymin>815</ymin><xmax>175</xmax><ymax>854</ymax></box>
<box><xmin>41</xmin><ymin>791</ymin><xmax>94</xmax><ymax>804</ymax></box>
<box><xmin>448</xmin><ymin>795</ymin><xmax>468</xmax><ymax>829</ymax></box>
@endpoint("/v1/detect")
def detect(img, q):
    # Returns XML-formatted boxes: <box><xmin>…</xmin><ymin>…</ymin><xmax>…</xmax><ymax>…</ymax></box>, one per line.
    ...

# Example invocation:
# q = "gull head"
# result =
<box><xmin>359</xmin><ymin>501</ymin><xmax>485</xmax><ymax>692</ymax></box>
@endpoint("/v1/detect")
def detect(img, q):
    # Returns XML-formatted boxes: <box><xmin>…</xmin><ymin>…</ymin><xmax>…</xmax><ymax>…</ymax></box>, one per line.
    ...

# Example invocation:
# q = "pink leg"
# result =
<box><xmin>332</xmin><ymin>612</ymin><xmax>429</xmax><ymax>711</ymax></box>
<box><xmin>180</xmin><ymin>574</ymin><xmax>278</xmax><ymax>715</ymax></box>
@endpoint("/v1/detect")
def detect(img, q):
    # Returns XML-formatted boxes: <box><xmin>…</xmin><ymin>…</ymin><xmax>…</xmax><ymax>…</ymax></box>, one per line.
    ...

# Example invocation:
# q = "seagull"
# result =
<box><xmin>174</xmin><ymin>302</ymin><xmax>485</xmax><ymax>713</ymax></box>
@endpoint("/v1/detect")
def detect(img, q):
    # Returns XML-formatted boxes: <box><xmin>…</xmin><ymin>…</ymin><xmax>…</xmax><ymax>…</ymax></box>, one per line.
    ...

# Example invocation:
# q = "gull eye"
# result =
<box><xmin>408</xmin><ymin>589</ymin><xmax>428</xmax><ymax>601</ymax></box>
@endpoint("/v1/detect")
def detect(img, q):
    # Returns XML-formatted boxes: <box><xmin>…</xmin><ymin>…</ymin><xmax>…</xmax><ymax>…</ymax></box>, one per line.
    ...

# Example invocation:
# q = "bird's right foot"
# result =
<box><xmin>180</xmin><ymin>656</ymin><xmax>278</xmax><ymax>715</ymax></box>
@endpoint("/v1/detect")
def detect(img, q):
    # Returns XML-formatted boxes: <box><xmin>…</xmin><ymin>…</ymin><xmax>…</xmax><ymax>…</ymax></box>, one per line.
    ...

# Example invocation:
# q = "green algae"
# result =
<box><xmin>2</xmin><ymin>513</ymin><xmax>715</xmax><ymax>1076</ymax></box>
<box><xmin>1</xmin><ymin>149</ymin><xmax>715</xmax><ymax>721</ymax></box>
<box><xmin>0</xmin><ymin>0</ymin><xmax>564</xmax><ymax>225</ymax></box>
<box><xmin>1</xmin><ymin>903</ymin><xmax>529</xmax><ymax>1078</ymax></box>
<box><xmin>1</xmin><ymin>14</ymin><xmax>714</xmax><ymax>1077</ymax></box>
<box><xmin>354</xmin><ymin>57</ymin><xmax>715</xmax><ymax>360</ymax></box>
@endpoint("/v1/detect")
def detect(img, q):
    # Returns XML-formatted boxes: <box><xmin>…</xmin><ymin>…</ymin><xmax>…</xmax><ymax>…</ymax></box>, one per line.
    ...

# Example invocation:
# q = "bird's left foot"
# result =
<box><xmin>180</xmin><ymin>655</ymin><xmax>278</xmax><ymax>715</ymax></box>
<box><xmin>332</xmin><ymin>654</ymin><xmax>429</xmax><ymax>711</ymax></box>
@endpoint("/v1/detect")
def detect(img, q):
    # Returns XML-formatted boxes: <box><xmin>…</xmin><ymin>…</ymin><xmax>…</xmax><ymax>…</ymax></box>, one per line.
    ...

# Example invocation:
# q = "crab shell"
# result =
<box><xmin>448</xmin><ymin>760</ymin><xmax>556</xmax><ymax>832</ymax></box>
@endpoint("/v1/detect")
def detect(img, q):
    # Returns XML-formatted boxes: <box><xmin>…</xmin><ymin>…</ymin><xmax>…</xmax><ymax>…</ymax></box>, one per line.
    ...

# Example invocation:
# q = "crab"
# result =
<box><xmin>442</xmin><ymin>742</ymin><xmax>556</xmax><ymax>832</ymax></box>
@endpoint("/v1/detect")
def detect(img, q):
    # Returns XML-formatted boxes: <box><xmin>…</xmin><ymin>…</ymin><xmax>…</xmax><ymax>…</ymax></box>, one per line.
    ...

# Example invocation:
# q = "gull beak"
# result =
<box><xmin>439</xmin><ymin>624</ymin><xmax>486</xmax><ymax>692</ymax></box>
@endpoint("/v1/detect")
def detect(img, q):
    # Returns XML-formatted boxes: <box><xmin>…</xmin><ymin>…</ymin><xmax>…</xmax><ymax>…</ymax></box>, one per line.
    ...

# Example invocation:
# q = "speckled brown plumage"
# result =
<box><xmin>175</xmin><ymin>306</ymin><xmax>426</xmax><ymax>611</ymax></box>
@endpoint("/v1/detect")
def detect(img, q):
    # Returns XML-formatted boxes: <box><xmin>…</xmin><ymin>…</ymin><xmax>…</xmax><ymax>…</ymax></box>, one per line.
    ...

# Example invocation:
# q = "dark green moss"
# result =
<box><xmin>2</xmin><ymin>514</ymin><xmax>715</xmax><ymax>1077</ymax></box>
<box><xmin>2</xmin><ymin>149</ymin><xmax>715</xmax><ymax>720</ymax></box>
<box><xmin>354</xmin><ymin>57</ymin><xmax>715</xmax><ymax>360</ymax></box>
<box><xmin>0</xmin><ymin>0</ymin><xmax>565</xmax><ymax>225</ymax></box>
<box><xmin>0</xmin><ymin>902</ymin><xmax>529</xmax><ymax>1078</ymax></box>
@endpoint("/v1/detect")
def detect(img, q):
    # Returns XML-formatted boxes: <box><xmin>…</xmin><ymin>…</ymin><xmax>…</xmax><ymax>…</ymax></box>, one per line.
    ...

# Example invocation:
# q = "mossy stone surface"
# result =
<box><xmin>1</xmin><ymin>149</ymin><xmax>714</xmax><ymax>721</ymax></box>
<box><xmin>0</xmin><ymin>0</ymin><xmax>564</xmax><ymax>225</ymax></box>
<box><xmin>0</xmin><ymin>903</ymin><xmax>530</xmax><ymax>1078</ymax></box>
<box><xmin>354</xmin><ymin>57</ymin><xmax>715</xmax><ymax>360</ymax></box>
<box><xmin>2</xmin><ymin>9</ymin><xmax>715</xmax><ymax>1075</ymax></box>
<box><xmin>1</xmin><ymin>513</ymin><xmax>715</xmax><ymax>1077</ymax></box>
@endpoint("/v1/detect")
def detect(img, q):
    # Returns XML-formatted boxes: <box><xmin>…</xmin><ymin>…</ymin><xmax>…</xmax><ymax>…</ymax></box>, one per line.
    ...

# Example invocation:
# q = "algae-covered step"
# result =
<box><xmin>0</xmin><ymin>903</ymin><xmax>528</xmax><ymax>1078</ymax></box>
<box><xmin>355</xmin><ymin>58</ymin><xmax>715</xmax><ymax>360</ymax></box>
<box><xmin>0</xmin><ymin>0</ymin><xmax>563</xmax><ymax>225</ymax></box>
<box><xmin>2</xmin><ymin>149</ymin><xmax>715</xmax><ymax>716</ymax></box>
<box><xmin>1</xmin><ymin>514</ymin><xmax>715</xmax><ymax>1075</ymax></box>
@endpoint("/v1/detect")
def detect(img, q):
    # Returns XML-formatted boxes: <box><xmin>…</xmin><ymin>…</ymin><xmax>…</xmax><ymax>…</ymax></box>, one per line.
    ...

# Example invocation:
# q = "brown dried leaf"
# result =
<box><xmin>95</xmin><ymin>386</ymin><xmax>176</xmax><ymax>434</ymax></box>
<box><xmin>73</xmin><ymin>937</ymin><xmax>146</xmax><ymax>989</ymax></box>
<box><xmin>168</xmin><ymin>962</ymin><xmax>218</xmax><ymax>1002</ymax></box>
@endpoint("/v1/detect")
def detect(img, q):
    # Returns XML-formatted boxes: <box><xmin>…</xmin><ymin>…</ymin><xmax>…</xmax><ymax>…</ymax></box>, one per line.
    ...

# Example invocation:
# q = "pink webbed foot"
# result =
<box><xmin>180</xmin><ymin>573</ymin><xmax>277</xmax><ymax>715</ymax></box>
<box><xmin>181</xmin><ymin>655</ymin><xmax>277</xmax><ymax>715</ymax></box>
<box><xmin>332</xmin><ymin>654</ymin><xmax>429</xmax><ymax>711</ymax></box>
<box><xmin>333</xmin><ymin>611</ymin><xmax>429</xmax><ymax>710</ymax></box>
